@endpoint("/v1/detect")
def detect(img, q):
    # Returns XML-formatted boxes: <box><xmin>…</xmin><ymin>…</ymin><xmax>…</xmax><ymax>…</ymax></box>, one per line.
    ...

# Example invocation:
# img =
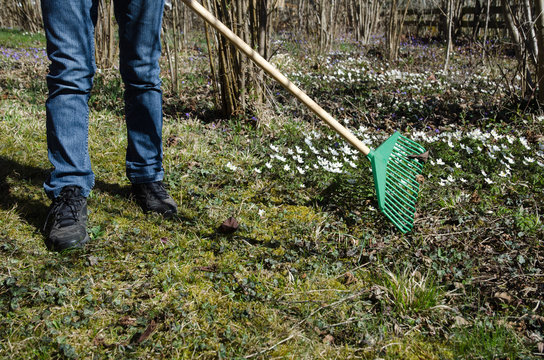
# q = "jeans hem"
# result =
<box><xmin>128</xmin><ymin>172</ymin><xmax>164</xmax><ymax>185</ymax></box>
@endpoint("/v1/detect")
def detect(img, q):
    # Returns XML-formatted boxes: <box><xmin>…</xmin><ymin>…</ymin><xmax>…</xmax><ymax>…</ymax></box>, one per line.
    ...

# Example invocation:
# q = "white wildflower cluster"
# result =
<box><xmin>256</xmin><ymin>130</ymin><xmax>366</xmax><ymax>178</ymax></box>
<box><xmin>411</xmin><ymin>128</ymin><xmax>542</xmax><ymax>186</ymax></box>
<box><xmin>282</xmin><ymin>51</ymin><xmax>508</xmax><ymax>109</ymax></box>
<box><xmin>253</xmin><ymin>121</ymin><xmax>542</xmax><ymax>191</ymax></box>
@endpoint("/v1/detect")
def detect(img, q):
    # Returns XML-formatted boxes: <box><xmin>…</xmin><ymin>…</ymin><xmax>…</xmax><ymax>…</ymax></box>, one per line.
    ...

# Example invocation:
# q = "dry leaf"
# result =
<box><xmin>165</xmin><ymin>136</ymin><xmax>180</xmax><ymax>147</ymax></box>
<box><xmin>196</xmin><ymin>264</ymin><xmax>218</xmax><ymax>272</ymax></box>
<box><xmin>494</xmin><ymin>292</ymin><xmax>513</xmax><ymax>303</ymax></box>
<box><xmin>408</xmin><ymin>150</ymin><xmax>430</xmax><ymax>163</ymax></box>
<box><xmin>218</xmin><ymin>217</ymin><xmax>239</xmax><ymax>234</ymax></box>
<box><xmin>119</xmin><ymin>316</ymin><xmax>137</xmax><ymax>327</ymax></box>
<box><xmin>454</xmin><ymin>316</ymin><xmax>469</xmax><ymax>327</ymax></box>
<box><xmin>87</xmin><ymin>256</ymin><xmax>99</xmax><ymax>266</ymax></box>
<box><xmin>342</xmin><ymin>272</ymin><xmax>357</xmax><ymax>285</ymax></box>
<box><xmin>323</xmin><ymin>334</ymin><xmax>334</xmax><ymax>344</ymax></box>
<box><xmin>131</xmin><ymin>319</ymin><xmax>157</xmax><ymax>345</ymax></box>
<box><xmin>470</xmin><ymin>190</ymin><xmax>481</xmax><ymax>204</ymax></box>
<box><xmin>416</xmin><ymin>175</ymin><xmax>425</xmax><ymax>184</ymax></box>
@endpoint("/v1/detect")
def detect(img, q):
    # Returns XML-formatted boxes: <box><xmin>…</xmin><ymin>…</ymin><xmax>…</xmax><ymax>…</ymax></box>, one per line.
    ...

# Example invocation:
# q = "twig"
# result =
<box><xmin>244</xmin><ymin>334</ymin><xmax>296</xmax><ymax>359</ymax></box>
<box><xmin>295</xmin><ymin>289</ymin><xmax>367</xmax><ymax>327</ymax></box>
<box><xmin>333</xmin><ymin>262</ymin><xmax>370</xmax><ymax>279</ymax></box>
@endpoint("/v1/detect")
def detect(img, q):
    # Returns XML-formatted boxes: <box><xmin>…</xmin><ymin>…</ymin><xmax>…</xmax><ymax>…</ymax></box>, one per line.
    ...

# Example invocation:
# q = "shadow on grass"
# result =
<box><xmin>0</xmin><ymin>156</ymin><xmax>146</xmax><ymax>232</ymax></box>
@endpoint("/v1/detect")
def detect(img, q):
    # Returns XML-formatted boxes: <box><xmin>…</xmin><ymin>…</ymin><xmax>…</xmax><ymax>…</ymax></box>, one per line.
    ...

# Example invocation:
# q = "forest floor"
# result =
<box><xmin>1</xmin><ymin>28</ymin><xmax>543</xmax><ymax>359</ymax></box>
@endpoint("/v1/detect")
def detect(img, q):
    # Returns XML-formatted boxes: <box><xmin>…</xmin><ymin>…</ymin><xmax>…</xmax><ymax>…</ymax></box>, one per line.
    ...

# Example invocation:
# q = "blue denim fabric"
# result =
<box><xmin>41</xmin><ymin>0</ymin><xmax>165</xmax><ymax>199</ymax></box>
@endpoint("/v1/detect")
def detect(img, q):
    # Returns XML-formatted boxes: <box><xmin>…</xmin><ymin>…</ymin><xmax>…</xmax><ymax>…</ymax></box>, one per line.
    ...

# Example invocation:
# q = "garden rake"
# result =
<box><xmin>181</xmin><ymin>0</ymin><xmax>428</xmax><ymax>233</ymax></box>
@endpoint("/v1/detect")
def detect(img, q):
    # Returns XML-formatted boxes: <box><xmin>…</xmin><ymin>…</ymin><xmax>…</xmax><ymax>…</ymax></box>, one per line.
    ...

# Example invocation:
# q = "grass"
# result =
<box><xmin>0</xmin><ymin>28</ymin><xmax>45</xmax><ymax>49</ymax></box>
<box><xmin>1</xmin><ymin>29</ymin><xmax>543</xmax><ymax>359</ymax></box>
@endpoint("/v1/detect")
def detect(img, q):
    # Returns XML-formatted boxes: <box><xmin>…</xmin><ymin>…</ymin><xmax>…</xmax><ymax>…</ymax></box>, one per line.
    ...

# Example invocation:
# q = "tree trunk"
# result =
<box><xmin>502</xmin><ymin>0</ymin><xmax>533</xmax><ymax>96</ymax></box>
<box><xmin>444</xmin><ymin>0</ymin><xmax>453</xmax><ymax>73</ymax></box>
<box><xmin>535</xmin><ymin>0</ymin><xmax>544</xmax><ymax>102</ymax></box>
<box><xmin>205</xmin><ymin>0</ymin><xmax>271</xmax><ymax>117</ymax></box>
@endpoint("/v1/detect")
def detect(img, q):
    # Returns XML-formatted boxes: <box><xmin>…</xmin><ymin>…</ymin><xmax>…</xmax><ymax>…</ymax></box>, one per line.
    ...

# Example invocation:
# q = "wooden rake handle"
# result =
<box><xmin>180</xmin><ymin>0</ymin><xmax>372</xmax><ymax>156</ymax></box>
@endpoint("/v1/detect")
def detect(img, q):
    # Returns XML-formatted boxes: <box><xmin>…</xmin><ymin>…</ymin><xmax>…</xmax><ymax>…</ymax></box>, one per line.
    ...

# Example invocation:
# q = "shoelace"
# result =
<box><xmin>146</xmin><ymin>181</ymin><xmax>169</xmax><ymax>199</ymax></box>
<box><xmin>43</xmin><ymin>188</ymin><xmax>84</xmax><ymax>231</ymax></box>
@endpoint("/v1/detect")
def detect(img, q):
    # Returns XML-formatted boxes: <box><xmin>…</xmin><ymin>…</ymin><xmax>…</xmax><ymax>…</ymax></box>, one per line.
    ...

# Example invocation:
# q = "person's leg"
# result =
<box><xmin>41</xmin><ymin>0</ymin><xmax>98</xmax><ymax>199</ymax></box>
<box><xmin>114</xmin><ymin>0</ymin><xmax>166</xmax><ymax>184</ymax></box>
<box><xmin>114</xmin><ymin>0</ymin><xmax>176</xmax><ymax>216</ymax></box>
<box><xmin>41</xmin><ymin>0</ymin><xmax>97</xmax><ymax>250</ymax></box>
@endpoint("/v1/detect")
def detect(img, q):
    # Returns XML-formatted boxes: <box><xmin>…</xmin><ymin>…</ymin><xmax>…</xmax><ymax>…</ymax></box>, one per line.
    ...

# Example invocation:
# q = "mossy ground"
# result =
<box><xmin>0</xmin><ymin>28</ymin><xmax>543</xmax><ymax>359</ymax></box>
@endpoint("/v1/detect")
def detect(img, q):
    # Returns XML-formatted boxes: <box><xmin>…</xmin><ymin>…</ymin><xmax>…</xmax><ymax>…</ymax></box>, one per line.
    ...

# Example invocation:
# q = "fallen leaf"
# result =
<box><xmin>454</xmin><ymin>316</ymin><xmax>469</xmax><ymax>327</ymax></box>
<box><xmin>165</xmin><ymin>136</ymin><xmax>180</xmax><ymax>147</ymax></box>
<box><xmin>92</xmin><ymin>335</ymin><xmax>114</xmax><ymax>348</ymax></box>
<box><xmin>408</xmin><ymin>150</ymin><xmax>430</xmax><ymax>163</ymax></box>
<box><xmin>470</xmin><ymin>190</ymin><xmax>480</xmax><ymax>204</ymax></box>
<box><xmin>416</xmin><ymin>175</ymin><xmax>425</xmax><ymax>184</ymax></box>
<box><xmin>92</xmin><ymin>336</ymin><xmax>105</xmax><ymax>346</ymax></box>
<box><xmin>494</xmin><ymin>291</ymin><xmax>513</xmax><ymax>303</ymax></box>
<box><xmin>323</xmin><ymin>334</ymin><xmax>334</xmax><ymax>344</ymax></box>
<box><xmin>538</xmin><ymin>342</ymin><xmax>544</xmax><ymax>353</ymax></box>
<box><xmin>341</xmin><ymin>272</ymin><xmax>357</xmax><ymax>285</ymax></box>
<box><xmin>218</xmin><ymin>217</ymin><xmax>239</xmax><ymax>234</ymax></box>
<box><xmin>196</xmin><ymin>264</ymin><xmax>218</xmax><ymax>272</ymax></box>
<box><xmin>119</xmin><ymin>316</ymin><xmax>137</xmax><ymax>327</ymax></box>
<box><xmin>87</xmin><ymin>256</ymin><xmax>99</xmax><ymax>266</ymax></box>
<box><xmin>131</xmin><ymin>319</ymin><xmax>157</xmax><ymax>345</ymax></box>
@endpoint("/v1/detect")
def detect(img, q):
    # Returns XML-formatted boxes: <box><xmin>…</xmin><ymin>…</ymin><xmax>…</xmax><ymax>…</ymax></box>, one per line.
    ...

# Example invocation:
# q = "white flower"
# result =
<box><xmin>481</xmin><ymin>170</ymin><xmax>487</xmax><ymax>176</ymax></box>
<box><xmin>466</xmin><ymin>146</ymin><xmax>473</xmax><ymax>154</ymax></box>
<box><xmin>524</xmin><ymin>156</ymin><xmax>535</xmax><ymax>163</ymax></box>
<box><xmin>439</xmin><ymin>178</ymin><xmax>448</xmax><ymax>186</ymax></box>
<box><xmin>258</xmin><ymin>209</ymin><xmax>265</xmax><ymax>217</ymax></box>
<box><xmin>484</xmin><ymin>178</ymin><xmax>494</xmax><ymax>184</ymax></box>
<box><xmin>275</xmin><ymin>154</ymin><xmax>287</xmax><ymax>162</ymax></box>
<box><xmin>270</xmin><ymin>144</ymin><xmax>279</xmax><ymax>152</ymax></box>
<box><xmin>254</xmin><ymin>168</ymin><xmax>262</xmax><ymax>174</ymax></box>
<box><xmin>296</xmin><ymin>166</ymin><xmax>305</xmax><ymax>174</ymax></box>
<box><xmin>287</xmin><ymin>148</ymin><xmax>294</xmax><ymax>155</ymax></box>
<box><xmin>504</xmin><ymin>155</ymin><xmax>515</xmax><ymax>165</ymax></box>
<box><xmin>265</xmin><ymin>162</ymin><xmax>272</xmax><ymax>169</ymax></box>
<box><xmin>436</xmin><ymin>158</ymin><xmax>445</xmax><ymax>165</ymax></box>
<box><xmin>460</xmin><ymin>178</ymin><xmax>467</xmax><ymax>183</ymax></box>
<box><xmin>498</xmin><ymin>170</ymin><xmax>509</xmax><ymax>178</ymax></box>
<box><xmin>454</xmin><ymin>162</ymin><xmax>462</xmax><ymax>169</ymax></box>
<box><xmin>283</xmin><ymin>164</ymin><xmax>291</xmax><ymax>171</ymax></box>
<box><xmin>520</xmin><ymin>137</ymin><xmax>531</xmax><ymax>150</ymax></box>
<box><xmin>226</xmin><ymin>162</ymin><xmax>237</xmax><ymax>171</ymax></box>
<box><xmin>348</xmin><ymin>161</ymin><xmax>357</xmax><ymax>168</ymax></box>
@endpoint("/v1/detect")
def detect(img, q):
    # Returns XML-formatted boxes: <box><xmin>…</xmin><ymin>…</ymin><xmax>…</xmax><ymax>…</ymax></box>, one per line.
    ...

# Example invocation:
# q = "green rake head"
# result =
<box><xmin>367</xmin><ymin>132</ymin><xmax>427</xmax><ymax>233</ymax></box>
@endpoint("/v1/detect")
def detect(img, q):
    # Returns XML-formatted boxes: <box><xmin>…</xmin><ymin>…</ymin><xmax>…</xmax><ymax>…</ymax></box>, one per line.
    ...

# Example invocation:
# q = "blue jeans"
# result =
<box><xmin>41</xmin><ymin>0</ymin><xmax>166</xmax><ymax>199</ymax></box>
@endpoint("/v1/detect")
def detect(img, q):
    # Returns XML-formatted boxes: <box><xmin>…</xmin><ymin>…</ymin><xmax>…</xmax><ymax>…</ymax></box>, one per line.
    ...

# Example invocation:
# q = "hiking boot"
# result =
<box><xmin>131</xmin><ymin>181</ymin><xmax>177</xmax><ymax>216</ymax></box>
<box><xmin>44</xmin><ymin>186</ymin><xmax>90</xmax><ymax>252</ymax></box>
